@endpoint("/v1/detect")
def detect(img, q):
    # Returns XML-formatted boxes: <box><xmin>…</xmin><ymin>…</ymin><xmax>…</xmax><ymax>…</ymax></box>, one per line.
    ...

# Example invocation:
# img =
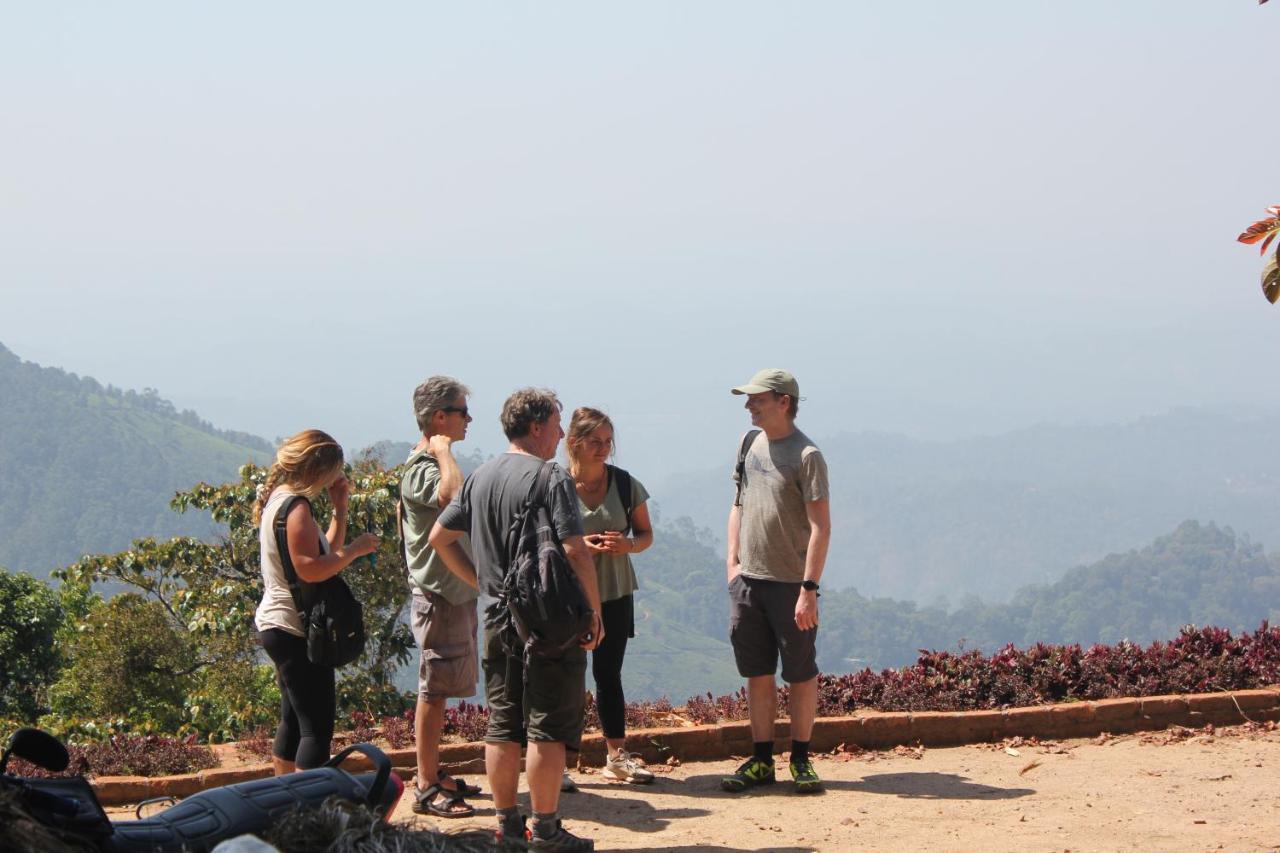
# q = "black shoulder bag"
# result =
<box><xmin>273</xmin><ymin>495</ymin><xmax>366</xmax><ymax>668</ymax></box>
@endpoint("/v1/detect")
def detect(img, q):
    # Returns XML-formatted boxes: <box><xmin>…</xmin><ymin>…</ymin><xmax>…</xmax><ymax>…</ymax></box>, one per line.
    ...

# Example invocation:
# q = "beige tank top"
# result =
<box><xmin>254</xmin><ymin>488</ymin><xmax>329</xmax><ymax>637</ymax></box>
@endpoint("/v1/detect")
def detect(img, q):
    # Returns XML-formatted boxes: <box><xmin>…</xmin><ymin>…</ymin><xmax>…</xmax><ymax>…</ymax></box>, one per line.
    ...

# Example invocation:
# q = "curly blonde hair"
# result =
<box><xmin>252</xmin><ymin>429</ymin><xmax>345</xmax><ymax>525</ymax></box>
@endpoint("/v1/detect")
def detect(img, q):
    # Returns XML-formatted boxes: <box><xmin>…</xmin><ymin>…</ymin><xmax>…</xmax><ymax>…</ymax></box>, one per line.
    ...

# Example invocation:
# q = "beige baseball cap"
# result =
<box><xmin>731</xmin><ymin>368</ymin><xmax>801</xmax><ymax>398</ymax></box>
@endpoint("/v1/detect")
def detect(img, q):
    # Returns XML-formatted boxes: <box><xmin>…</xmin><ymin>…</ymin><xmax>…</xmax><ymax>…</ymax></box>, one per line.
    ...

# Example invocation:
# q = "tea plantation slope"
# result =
<box><xmin>0</xmin><ymin>343</ymin><xmax>271</xmax><ymax>578</ymax></box>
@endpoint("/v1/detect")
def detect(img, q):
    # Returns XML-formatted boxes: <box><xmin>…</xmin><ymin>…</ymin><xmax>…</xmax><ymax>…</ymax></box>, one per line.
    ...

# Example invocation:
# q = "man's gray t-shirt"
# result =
<box><xmin>732</xmin><ymin>429</ymin><xmax>829</xmax><ymax>583</ymax></box>
<box><xmin>438</xmin><ymin>452</ymin><xmax>584</xmax><ymax>600</ymax></box>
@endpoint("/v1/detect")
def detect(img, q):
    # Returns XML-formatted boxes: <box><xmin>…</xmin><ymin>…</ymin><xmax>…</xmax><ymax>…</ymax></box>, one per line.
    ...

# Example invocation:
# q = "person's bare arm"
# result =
<box><xmin>794</xmin><ymin>498</ymin><xmax>831</xmax><ymax>631</ymax></box>
<box><xmin>726</xmin><ymin>504</ymin><xmax>742</xmax><ymax>584</ymax></box>
<box><xmin>427</xmin><ymin>521</ymin><xmax>480</xmax><ymax>590</ymax></box>
<box><xmin>562</xmin><ymin>534</ymin><xmax>604</xmax><ymax>651</ymax></box>
<box><xmin>428</xmin><ymin>435</ymin><xmax>465</xmax><ymax>508</ymax></box>
<box><xmin>325</xmin><ymin>476</ymin><xmax>350</xmax><ymax>551</ymax></box>
<box><xmin>285</xmin><ymin>502</ymin><xmax>379</xmax><ymax>583</ymax></box>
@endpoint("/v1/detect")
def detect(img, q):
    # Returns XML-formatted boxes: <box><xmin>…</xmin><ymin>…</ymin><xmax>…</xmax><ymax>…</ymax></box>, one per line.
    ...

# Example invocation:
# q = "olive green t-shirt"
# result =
<box><xmin>578</xmin><ymin>469</ymin><xmax>650</xmax><ymax>603</ymax></box>
<box><xmin>400</xmin><ymin>449</ymin><xmax>477</xmax><ymax>606</ymax></box>
<box><xmin>731</xmin><ymin>429</ymin><xmax>829</xmax><ymax>583</ymax></box>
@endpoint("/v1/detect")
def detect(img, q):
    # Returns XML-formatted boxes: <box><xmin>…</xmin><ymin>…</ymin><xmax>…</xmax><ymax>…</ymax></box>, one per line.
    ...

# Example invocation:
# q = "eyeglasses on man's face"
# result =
<box><xmin>441</xmin><ymin>406</ymin><xmax>469</xmax><ymax>418</ymax></box>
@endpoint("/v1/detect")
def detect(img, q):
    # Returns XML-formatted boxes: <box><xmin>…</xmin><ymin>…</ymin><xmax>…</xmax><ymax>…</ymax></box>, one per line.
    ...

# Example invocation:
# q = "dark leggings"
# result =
<box><xmin>592</xmin><ymin>595</ymin><xmax>634</xmax><ymax>741</ymax></box>
<box><xmin>260</xmin><ymin>628</ymin><xmax>335</xmax><ymax>769</ymax></box>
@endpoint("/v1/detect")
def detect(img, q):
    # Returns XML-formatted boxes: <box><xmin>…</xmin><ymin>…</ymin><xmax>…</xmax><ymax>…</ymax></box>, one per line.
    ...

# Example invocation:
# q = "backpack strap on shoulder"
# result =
<box><xmin>607</xmin><ymin>464</ymin><xmax>634</xmax><ymax>536</ymax></box>
<box><xmin>532</xmin><ymin>460</ymin><xmax>557</xmax><ymax>507</ymax></box>
<box><xmin>272</xmin><ymin>494</ymin><xmax>312</xmax><ymax>617</ymax></box>
<box><xmin>733</xmin><ymin>429</ymin><xmax>762</xmax><ymax>507</ymax></box>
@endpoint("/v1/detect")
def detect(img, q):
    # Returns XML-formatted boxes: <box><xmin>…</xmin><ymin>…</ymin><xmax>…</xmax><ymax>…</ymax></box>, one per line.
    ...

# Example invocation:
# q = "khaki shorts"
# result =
<box><xmin>410</xmin><ymin>591</ymin><xmax>478</xmax><ymax>700</ymax></box>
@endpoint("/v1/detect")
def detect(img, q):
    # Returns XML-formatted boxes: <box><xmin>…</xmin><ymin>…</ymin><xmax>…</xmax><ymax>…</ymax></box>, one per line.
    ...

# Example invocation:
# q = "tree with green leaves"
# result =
<box><xmin>54</xmin><ymin>457</ymin><xmax>416</xmax><ymax>739</ymax></box>
<box><xmin>0</xmin><ymin>568</ymin><xmax>64</xmax><ymax>721</ymax></box>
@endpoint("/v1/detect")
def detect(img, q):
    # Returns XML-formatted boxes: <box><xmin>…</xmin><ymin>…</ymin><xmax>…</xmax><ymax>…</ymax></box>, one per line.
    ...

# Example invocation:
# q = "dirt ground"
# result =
<box><xmin>385</xmin><ymin>723</ymin><xmax>1280</xmax><ymax>852</ymax></box>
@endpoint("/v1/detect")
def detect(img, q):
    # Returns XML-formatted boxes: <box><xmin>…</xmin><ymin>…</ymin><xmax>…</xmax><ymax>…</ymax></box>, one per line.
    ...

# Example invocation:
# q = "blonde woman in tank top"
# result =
<box><xmin>252</xmin><ymin>429</ymin><xmax>380</xmax><ymax>775</ymax></box>
<box><xmin>562</xmin><ymin>407</ymin><xmax>656</xmax><ymax>789</ymax></box>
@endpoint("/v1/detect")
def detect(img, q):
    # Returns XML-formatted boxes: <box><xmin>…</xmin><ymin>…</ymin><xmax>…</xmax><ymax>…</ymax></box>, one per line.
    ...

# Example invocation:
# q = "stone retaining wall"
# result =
<box><xmin>91</xmin><ymin>688</ymin><xmax>1280</xmax><ymax>805</ymax></box>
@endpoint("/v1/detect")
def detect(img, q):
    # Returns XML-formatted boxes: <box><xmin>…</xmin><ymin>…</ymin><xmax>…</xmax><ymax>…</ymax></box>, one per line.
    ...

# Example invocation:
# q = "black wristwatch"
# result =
<box><xmin>801</xmin><ymin>580</ymin><xmax>820</xmax><ymax>592</ymax></box>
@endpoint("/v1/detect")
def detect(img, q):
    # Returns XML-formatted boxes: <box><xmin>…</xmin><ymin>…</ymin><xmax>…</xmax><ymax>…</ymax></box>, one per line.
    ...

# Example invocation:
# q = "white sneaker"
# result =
<box><xmin>560</xmin><ymin>771</ymin><xmax>578</xmax><ymax>792</ymax></box>
<box><xmin>602</xmin><ymin>749</ymin><xmax>654</xmax><ymax>784</ymax></box>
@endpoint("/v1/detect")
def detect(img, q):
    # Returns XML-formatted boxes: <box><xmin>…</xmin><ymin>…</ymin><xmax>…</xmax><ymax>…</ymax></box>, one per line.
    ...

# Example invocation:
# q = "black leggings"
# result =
<box><xmin>260</xmin><ymin>628</ymin><xmax>335</xmax><ymax>769</ymax></box>
<box><xmin>592</xmin><ymin>595</ymin><xmax>634</xmax><ymax>741</ymax></box>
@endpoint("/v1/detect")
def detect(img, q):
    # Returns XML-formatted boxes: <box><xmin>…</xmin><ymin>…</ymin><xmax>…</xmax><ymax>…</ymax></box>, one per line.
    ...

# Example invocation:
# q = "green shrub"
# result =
<box><xmin>0</xmin><ymin>568</ymin><xmax>64</xmax><ymax>720</ymax></box>
<box><xmin>49</xmin><ymin>594</ymin><xmax>198</xmax><ymax>732</ymax></box>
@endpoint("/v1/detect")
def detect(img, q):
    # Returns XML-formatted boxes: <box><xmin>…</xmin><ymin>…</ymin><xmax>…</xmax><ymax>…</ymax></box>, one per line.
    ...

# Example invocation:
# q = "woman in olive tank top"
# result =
<box><xmin>562</xmin><ymin>407</ymin><xmax>656</xmax><ymax>787</ymax></box>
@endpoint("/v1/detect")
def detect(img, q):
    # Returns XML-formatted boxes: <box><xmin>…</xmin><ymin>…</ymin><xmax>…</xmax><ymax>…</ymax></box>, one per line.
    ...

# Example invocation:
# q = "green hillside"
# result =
<box><xmin>628</xmin><ymin>518</ymin><xmax>1280</xmax><ymax>688</ymax></box>
<box><xmin>659</xmin><ymin>408</ymin><xmax>1280</xmax><ymax>604</ymax></box>
<box><xmin>0</xmin><ymin>343</ymin><xmax>272</xmax><ymax>577</ymax></box>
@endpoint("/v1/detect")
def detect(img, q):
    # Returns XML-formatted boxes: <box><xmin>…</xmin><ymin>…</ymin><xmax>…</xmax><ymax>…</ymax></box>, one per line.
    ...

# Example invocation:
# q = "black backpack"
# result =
<box><xmin>606</xmin><ymin>464</ymin><xmax>634</xmax><ymax>535</ymax></box>
<box><xmin>734</xmin><ymin>429</ymin><xmax>762</xmax><ymax>506</ymax></box>
<box><xmin>500</xmin><ymin>462</ymin><xmax>594</xmax><ymax>659</ymax></box>
<box><xmin>274</xmin><ymin>495</ymin><xmax>366</xmax><ymax>668</ymax></box>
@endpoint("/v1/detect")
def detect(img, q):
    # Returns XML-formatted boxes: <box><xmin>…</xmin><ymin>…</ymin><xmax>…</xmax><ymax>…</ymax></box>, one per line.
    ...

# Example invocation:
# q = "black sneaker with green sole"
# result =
<box><xmin>789</xmin><ymin>758</ymin><xmax>823</xmax><ymax>793</ymax></box>
<box><xmin>721</xmin><ymin>757</ymin><xmax>776</xmax><ymax>792</ymax></box>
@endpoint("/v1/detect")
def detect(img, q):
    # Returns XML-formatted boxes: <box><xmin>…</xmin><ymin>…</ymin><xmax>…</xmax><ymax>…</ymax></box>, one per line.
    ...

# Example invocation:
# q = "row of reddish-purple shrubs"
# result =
<box><xmin>811</xmin><ymin>623</ymin><xmax>1280</xmax><ymax>714</ymax></box>
<box><xmin>11</xmin><ymin>734</ymin><xmax>218</xmax><ymax>779</ymax></box>
<box><xmin>17</xmin><ymin>624</ymin><xmax>1280</xmax><ymax>776</ymax></box>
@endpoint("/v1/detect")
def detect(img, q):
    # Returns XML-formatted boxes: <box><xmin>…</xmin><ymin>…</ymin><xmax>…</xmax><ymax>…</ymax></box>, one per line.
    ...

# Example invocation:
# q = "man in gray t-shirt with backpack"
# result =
<box><xmin>429</xmin><ymin>388</ymin><xmax>603</xmax><ymax>852</ymax></box>
<box><xmin>723</xmin><ymin>368</ymin><xmax>832</xmax><ymax>795</ymax></box>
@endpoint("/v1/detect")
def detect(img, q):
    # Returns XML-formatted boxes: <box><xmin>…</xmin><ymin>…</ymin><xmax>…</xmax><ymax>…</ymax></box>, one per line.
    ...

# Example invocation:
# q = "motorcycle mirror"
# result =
<box><xmin>0</xmin><ymin>728</ymin><xmax>69</xmax><ymax>774</ymax></box>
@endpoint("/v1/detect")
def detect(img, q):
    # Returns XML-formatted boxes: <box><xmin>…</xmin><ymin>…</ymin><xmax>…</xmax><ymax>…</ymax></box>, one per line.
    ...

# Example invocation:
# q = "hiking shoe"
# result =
<box><xmin>789</xmin><ymin>758</ymin><xmax>823</xmax><ymax>793</ymax></box>
<box><xmin>495</xmin><ymin>815</ymin><xmax>529</xmax><ymax>847</ymax></box>
<box><xmin>721</xmin><ymin>757</ymin><xmax>776</xmax><ymax>792</ymax></box>
<box><xmin>560</xmin><ymin>771</ymin><xmax>578</xmax><ymax>792</ymax></box>
<box><xmin>602</xmin><ymin>749</ymin><xmax>654</xmax><ymax>784</ymax></box>
<box><xmin>528</xmin><ymin>819</ymin><xmax>594</xmax><ymax>852</ymax></box>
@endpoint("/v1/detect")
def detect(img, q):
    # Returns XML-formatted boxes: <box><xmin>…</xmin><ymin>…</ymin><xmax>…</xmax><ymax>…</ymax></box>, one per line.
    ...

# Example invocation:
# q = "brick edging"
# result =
<box><xmin>90</xmin><ymin>687</ymin><xmax>1280</xmax><ymax>805</ymax></box>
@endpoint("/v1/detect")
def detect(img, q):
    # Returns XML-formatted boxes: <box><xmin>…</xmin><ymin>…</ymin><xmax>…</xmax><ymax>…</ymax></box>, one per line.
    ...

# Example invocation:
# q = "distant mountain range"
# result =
<box><xmin>4</xmin><ymin>343</ymin><xmax>1279</xmax><ymax>701</ymax></box>
<box><xmin>658</xmin><ymin>409</ymin><xmax>1280</xmax><ymax>603</ymax></box>
<box><xmin>0</xmin><ymin>343</ymin><xmax>271</xmax><ymax>577</ymax></box>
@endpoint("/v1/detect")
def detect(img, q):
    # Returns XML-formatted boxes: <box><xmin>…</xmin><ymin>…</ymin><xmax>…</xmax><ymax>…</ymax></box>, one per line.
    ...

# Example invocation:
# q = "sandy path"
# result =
<box><xmin>389</xmin><ymin>724</ymin><xmax>1280</xmax><ymax>852</ymax></box>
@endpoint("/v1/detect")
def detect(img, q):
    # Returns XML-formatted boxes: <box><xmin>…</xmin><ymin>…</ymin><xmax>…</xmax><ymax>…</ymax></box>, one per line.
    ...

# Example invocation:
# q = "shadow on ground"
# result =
<box><xmin>671</xmin><ymin>771</ymin><xmax>1033</xmax><ymax>801</ymax></box>
<box><xmin>841</xmin><ymin>772</ymin><xmax>1034</xmax><ymax>800</ymax></box>
<box><xmin>621</xmin><ymin>847</ymin><xmax>814</xmax><ymax>853</ymax></box>
<box><xmin>558</xmin><ymin>783</ymin><xmax>711</xmax><ymax>834</ymax></box>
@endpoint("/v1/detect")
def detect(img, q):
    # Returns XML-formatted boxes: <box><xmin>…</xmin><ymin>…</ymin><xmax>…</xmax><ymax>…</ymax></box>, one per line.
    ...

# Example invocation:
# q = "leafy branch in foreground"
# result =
<box><xmin>1238</xmin><ymin>205</ymin><xmax>1280</xmax><ymax>303</ymax></box>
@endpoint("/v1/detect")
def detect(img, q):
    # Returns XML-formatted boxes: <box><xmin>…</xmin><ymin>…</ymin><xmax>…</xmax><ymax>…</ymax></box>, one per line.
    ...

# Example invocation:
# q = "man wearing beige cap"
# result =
<box><xmin>722</xmin><ymin>368</ymin><xmax>831</xmax><ymax>795</ymax></box>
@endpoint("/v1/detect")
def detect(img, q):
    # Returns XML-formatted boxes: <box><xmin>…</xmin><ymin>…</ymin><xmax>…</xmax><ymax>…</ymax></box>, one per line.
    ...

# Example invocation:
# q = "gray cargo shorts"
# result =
<box><xmin>410</xmin><ymin>591</ymin><xmax>478</xmax><ymax>700</ymax></box>
<box><xmin>728</xmin><ymin>574</ymin><xmax>819</xmax><ymax>683</ymax></box>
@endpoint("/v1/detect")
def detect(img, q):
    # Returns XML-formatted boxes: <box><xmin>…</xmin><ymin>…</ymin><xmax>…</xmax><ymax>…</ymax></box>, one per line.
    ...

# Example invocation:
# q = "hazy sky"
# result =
<box><xmin>3</xmin><ymin>2</ymin><xmax>1278</xmax><ymax>481</ymax></box>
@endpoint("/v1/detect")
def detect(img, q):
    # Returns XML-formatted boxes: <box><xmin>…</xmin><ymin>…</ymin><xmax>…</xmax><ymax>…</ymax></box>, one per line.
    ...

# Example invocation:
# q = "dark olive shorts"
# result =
<box><xmin>410</xmin><ymin>591</ymin><xmax>478</xmax><ymax>700</ymax></box>
<box><xmin>728</xmin><ymin>574</ymin><xmax>819</xmax><ymax>683</ymax></box>
<box><xmin>482</xmin><ymin>612</ymin><xmax>587</xmax><ymax>744</ymax></box>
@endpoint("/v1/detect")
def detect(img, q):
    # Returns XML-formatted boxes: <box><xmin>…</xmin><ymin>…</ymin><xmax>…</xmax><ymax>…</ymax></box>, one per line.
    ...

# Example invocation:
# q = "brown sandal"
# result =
<box><xmin>437</xmin><ymin>771</ymin><xmax>482</xmax><ymax>796</ymax></box>
<box><xmin>411</xmin><ymin>784</ymin><xmax>475</xmax><ymax>818</ymax></box>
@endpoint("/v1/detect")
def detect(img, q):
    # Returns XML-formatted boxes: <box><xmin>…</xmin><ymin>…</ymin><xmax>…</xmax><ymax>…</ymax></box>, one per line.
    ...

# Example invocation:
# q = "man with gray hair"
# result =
<box><xmin>430</xmin><ymin>387</ymin><xmax>602</xmax><ymax>852</ymax></box>
<box><xmin>400</xmin><ymin>376</ymin><xmax>480</xmax><ymax>818</ymax></box>
<box><xmin>722</xmin><ymin>368</ymin><xmax>831</xmax><ymax>795</ymax></box>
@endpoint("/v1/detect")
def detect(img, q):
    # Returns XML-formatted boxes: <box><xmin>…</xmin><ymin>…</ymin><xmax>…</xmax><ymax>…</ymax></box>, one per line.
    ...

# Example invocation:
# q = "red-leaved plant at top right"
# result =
<box><xmin>1238</xmin><ymin>205</ymin><xmax>1280</xmax><ymax>303</ymax></box>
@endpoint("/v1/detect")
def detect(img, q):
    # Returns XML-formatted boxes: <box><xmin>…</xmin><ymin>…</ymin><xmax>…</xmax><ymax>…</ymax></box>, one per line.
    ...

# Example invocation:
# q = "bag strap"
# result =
<box><xmin>532</xmin><ymin>460</ymin><xmax>556</xmax><ymax>508</ymax></box>
<box><xmin>733</xmin><ymin>429</ymin><xmax>762</xmax><ymax>507</ymax></box>
<box><xmin>607</xmin><ymin>464</ymin><xmax>634</xmax><ymax>536</ymax></box>
<box><xmin>272</xmin><ymin>494</ymin><xmax>313</xmax><ymax>619</ymax></box>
